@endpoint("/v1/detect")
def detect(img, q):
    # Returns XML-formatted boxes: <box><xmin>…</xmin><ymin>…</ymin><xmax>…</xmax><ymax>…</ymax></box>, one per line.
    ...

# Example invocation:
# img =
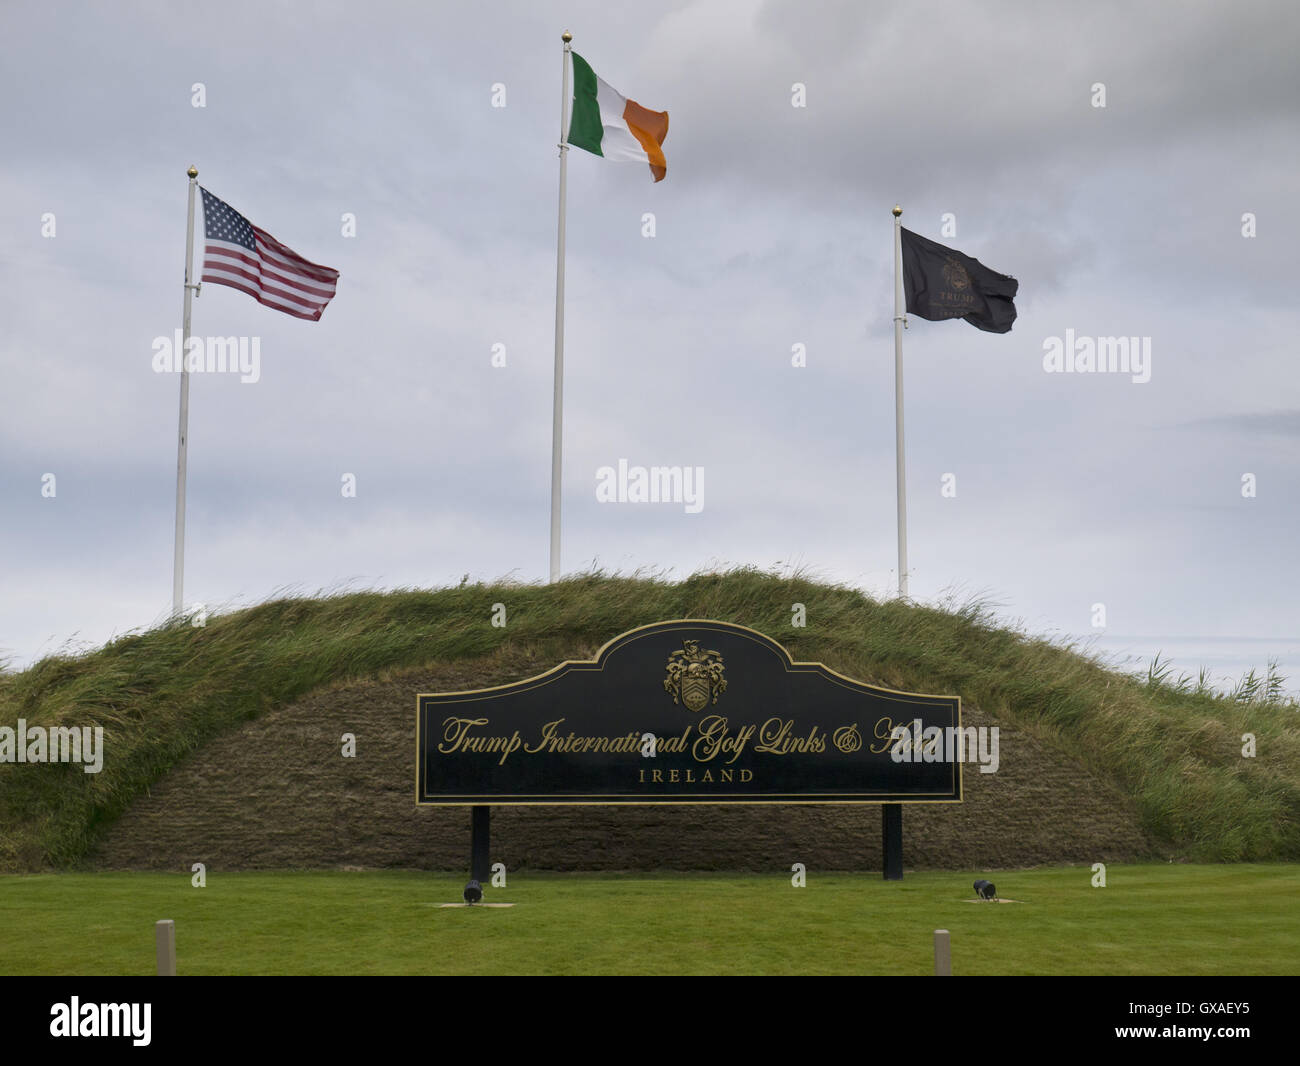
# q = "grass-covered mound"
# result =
<box><xmin>1</xmin><ymin>569</ymin><xmax>1296</xmax><ymax>870</ymax></box>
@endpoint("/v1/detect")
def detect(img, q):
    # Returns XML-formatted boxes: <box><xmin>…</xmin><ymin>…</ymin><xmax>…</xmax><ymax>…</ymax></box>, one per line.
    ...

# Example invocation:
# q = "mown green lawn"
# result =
<box><xmin>0</xmin><ymin>864</ymin><xmax>1296</xmax><ymax>976</ymax></box>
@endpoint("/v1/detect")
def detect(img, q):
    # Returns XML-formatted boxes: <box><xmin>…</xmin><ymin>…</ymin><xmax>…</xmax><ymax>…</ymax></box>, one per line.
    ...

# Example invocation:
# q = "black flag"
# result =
<box><xmin>900</xmin><ymin>228</ymin><xmax>1018</xmax><ymax>334</ymax></box>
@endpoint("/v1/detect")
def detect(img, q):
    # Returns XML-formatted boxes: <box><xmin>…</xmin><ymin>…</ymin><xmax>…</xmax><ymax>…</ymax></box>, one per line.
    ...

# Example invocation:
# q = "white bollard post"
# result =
<box><xmin>934</xmin><ymin>929</ymin><xmax>952</xmax><ymax>976</ymax></box>
<box><xmin>156</xmin><ymin>919</ymin><xmax>176</xmax><ymax>976</ymax></box>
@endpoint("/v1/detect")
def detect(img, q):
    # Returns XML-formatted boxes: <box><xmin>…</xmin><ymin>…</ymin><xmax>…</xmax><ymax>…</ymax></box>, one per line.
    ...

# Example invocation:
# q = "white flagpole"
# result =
<box><xmin>172</xmin><ymin>165</ymin><xmax>199</xmax><ymax>618</ymax></box>
<box><xmin>549</xmin><ymin>31</ymin><xmax>573</xmax><ymax>584</ymax></box>
<box><xmin>892</xmin><ymin>204</ymin><xmax>908</xmax><ymax>599</ymax></box>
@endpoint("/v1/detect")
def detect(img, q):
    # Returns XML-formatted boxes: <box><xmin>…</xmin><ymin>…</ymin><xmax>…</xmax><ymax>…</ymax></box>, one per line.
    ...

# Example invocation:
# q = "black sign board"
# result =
<box><xmin>416</xmin><ymin>620</ymin><xmax>961</xmax><ymax>805</ymax></box>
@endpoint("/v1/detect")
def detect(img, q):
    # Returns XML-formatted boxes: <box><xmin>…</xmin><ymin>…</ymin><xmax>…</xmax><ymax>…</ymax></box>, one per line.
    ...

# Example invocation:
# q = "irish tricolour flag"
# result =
<box><xmin>566</xmin><ymin>52</ymin><xmax>669</xmax><ymax>183</ymax></box>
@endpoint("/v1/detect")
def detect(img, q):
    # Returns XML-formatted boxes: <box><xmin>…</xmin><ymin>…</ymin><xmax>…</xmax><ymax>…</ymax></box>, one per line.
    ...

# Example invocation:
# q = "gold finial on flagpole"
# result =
<box><xmin>893</xmin><ymin>205</ymin><xmax>902</xmax><ymax>217</ymax></box>
<box><xmin>562</xmin><ymin>31</ymin><xmax>572</xmax><ymax>43</ymax></box>
<box><xmin>187</xmin><ymin>166</ymin><xmax>198</xmax><ymax>179</ymax></box>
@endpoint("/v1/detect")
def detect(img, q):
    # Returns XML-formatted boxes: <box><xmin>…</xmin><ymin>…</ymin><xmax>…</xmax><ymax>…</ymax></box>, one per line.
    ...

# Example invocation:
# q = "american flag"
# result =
<box><xmin>199</xmin><ymin>187</ymin><xmax>339</xmax><ymax>321</ymax></box>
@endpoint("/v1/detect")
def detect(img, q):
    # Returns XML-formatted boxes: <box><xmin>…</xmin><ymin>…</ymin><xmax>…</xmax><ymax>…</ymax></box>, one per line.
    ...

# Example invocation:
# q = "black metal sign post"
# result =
<box><xmin>470</xmin><ymin>805</ymin><xmax>490</xmax><ymax>883</ymax></box>
<box><xmin>419</xmin><ymin>620</ymin><xmax>961</xmax><ymax>880</ymax></box>
<box><xmin>883</xmin><ymin>803</ymin><xmax>903</xmax><ymax>880</ymax></box>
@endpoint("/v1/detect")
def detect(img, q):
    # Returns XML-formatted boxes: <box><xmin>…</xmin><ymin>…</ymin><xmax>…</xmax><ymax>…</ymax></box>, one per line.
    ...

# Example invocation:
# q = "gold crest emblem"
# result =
<box><xmin>941</xmin><ymin>255</ymin><xmax>971</xmax><ymax>291</ymax></box>
<box><xmin>664</xmin><ymin>639</ymin><xmax>727</xmax><ymax>712</ymax></box>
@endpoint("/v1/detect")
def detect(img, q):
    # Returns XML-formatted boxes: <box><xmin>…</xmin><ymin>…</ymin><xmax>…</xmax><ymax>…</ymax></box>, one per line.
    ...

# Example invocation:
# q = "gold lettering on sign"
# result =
<box><xmin>658</xmin><ymin>728</ymin><xmax>691</xmax><ymax>753</ymax></box>
<box><xmin>870</xmin><ymin>716</ymin><xmax>898</xmax><ymax>754</ymax></box>
<box><xmin>692</xmin><ymin>715</ymin><xmax>754</xmax><ymax>764</ymax></box>
<box><xmin>524</xmin><ymin>719</ymin><xmax>643</xmax><ymax>755</ymax></box>
<box><xmin>832</xmin><ymin>723</ymin><xmax>862</xmax><ymax>753</ymax></box>
<box><xmin>753</xmin><ymin>717</ymin><xmax>826</xmax><ymax>754</ymax></box>
<box><xmin>439</xmin><ymin>717</ymin><xmax>523</xmax><ymax>766</ymax></box>
<box><xmin>636</xmin><ymin>767</ymin><xmax>756</xmax><ymax>785</ymax></box>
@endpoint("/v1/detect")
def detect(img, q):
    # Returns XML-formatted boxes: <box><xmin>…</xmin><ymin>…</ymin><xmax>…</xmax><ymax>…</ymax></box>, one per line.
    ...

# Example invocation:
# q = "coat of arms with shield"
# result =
<box><xmin>664</xmin><ymin>638</ymin><xmax>727</xmax><ymax>712</ymax></box>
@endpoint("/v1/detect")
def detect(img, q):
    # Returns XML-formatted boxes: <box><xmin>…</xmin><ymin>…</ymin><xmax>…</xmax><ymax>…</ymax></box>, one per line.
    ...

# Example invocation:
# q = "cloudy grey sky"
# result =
<box><xmin>2</xmin><ymin>0</ymin><xmax>1297</xmax><ymax>691</ymax></box>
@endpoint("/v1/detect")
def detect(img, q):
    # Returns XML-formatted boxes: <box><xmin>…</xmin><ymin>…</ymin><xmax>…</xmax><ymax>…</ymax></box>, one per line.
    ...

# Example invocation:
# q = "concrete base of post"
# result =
<box><xmin>156</xmin><ymin>919</ymin><xmax>176</xmax><ymax>976</ymax></box>
<box><xmin>933</xmin><ymin>928</ymin><xmax>951</xmax><ymax>976</ymax></box>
